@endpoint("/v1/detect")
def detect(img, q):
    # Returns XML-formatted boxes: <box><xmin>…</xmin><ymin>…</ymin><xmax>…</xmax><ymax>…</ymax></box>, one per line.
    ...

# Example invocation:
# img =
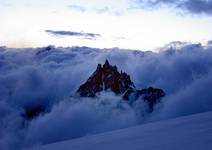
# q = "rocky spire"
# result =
<box><xmin>77</xmin><ymin>59</ymin><xmax>135</xmax><ymax>97</ymax></box>
<box><xmin>76</xmin><ymin>60</ymin><xmax>165</xmax><ymax>112</ymax></box>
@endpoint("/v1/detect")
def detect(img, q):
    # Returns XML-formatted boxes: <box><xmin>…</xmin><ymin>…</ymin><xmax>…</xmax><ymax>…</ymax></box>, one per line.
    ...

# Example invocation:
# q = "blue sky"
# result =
<box><xmin>1</xmin><ymin>0</ymin><xmax>212</xmax><ymax>50</ymax></box>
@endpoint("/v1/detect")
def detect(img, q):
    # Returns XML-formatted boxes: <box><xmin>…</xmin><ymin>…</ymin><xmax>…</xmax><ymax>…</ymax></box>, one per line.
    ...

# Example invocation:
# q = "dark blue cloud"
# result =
<box><xmin>138</xmin><ymin>0</ymin><xmax>212</xmax><ymax>15</ymax></box>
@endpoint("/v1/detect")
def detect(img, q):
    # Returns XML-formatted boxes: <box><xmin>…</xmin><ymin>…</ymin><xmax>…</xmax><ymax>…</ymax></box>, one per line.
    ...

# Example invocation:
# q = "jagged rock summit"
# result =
<box><xmin>77</xmin><ymin>60</ymin><xmax>165</xmax><ymax>111</ymax></box>
<box><xmin>77</xmin><ymin>59</ymin><xmax>135</xmax><ymax>97</ymax></box>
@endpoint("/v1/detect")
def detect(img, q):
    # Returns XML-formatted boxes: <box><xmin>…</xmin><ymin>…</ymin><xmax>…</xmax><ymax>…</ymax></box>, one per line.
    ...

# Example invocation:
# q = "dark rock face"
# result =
<box><xmin>77</xmin><ymin>60</ymin><xmax>165</xmax><ymax>111</ymax></box>
<box><xmin>123</xmin><ymin>87</ymin><xmax>165</xmax><ymax>112</ymax></box>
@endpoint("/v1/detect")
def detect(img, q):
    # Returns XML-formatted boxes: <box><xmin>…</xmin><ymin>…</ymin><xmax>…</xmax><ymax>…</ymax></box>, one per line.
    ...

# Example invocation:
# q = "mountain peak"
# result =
<box><xmin>77</xmin><ymin>60</ymin><xmax>165</xmax><ymax>111</ymax></box>
<box><xmin>77</xmin><ymin>60</ymin><xmax>135</xmax><ymax>97</ymax></box>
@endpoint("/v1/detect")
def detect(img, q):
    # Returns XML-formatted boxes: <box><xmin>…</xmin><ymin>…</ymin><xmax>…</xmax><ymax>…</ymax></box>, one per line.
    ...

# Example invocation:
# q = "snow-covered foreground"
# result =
<box><xmin>29</xmin><ymin>111</ymin><xmax>212</xmax><ymax>150</ymax></box>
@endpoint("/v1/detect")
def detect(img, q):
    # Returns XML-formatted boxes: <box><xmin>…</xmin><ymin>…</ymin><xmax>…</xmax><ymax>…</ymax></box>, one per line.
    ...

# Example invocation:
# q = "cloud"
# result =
<box><xmin>67</xmin><ymin>0</ymin><xmax>129</xmax><ymax>16</ymax></box>
<box><xmin>25</xmin><ymin>93</ymin><xmax>136</xmax><ymax>145</ymax></box>
<box><xmin>93</xmin><ymin>6</ymin><xmax>125</xmax><ymax>16</ymax></box>
<box><xmin>207</xmin><ymin>40</ymin><xmax>212</xmax><ymax>45</ymax></box>
<box><xmin>159</xmin><ymin>70</ymin><xmax>212</xmax><ymax>119</ymax></box>
<box><xmin>1</xmin><ymin>42</ymin><xmax>212</xmax><ymax>149</ymax></box>
<box><xmin>69</xmin><ymin>5</ymin><xmax>86</xmax><ymax>12</ymax></box>
<box><xmin>45</xmin><ymin>30</ymin><xmax>101</xmax><ymax>40</ymax></box>
<box><xmin>0</xmin><ymin>2</ymin><xmax>13</xmax><ymax>8</ymax></box>
<box><xmin>138</xmin><ymin>0</ymin><xmax>212</xmax><ymax>15</ymax></box>
<box><xmin>68</xmin><ymin>5</ymin><xmax>117</xmax><ymax>15</ymax></box>
<box><xmin>94</xmin><ymin>6</ymin><xmax>110</xmax><ymax>14</ymax></box>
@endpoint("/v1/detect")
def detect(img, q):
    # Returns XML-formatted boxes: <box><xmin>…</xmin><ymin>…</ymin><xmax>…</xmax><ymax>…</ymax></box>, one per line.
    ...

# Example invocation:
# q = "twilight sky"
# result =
<box><xmin>1</xmin><ymin>0</ymin><xmax>212</xmax><ymax>50</ymax></box>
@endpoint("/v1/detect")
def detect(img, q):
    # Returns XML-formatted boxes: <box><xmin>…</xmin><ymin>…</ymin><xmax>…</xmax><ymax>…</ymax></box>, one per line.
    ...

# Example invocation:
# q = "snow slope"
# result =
<box><xmin>29</xmin><ymin>111</ymin><xmax>212</xmax><ymax>150</ymax></box>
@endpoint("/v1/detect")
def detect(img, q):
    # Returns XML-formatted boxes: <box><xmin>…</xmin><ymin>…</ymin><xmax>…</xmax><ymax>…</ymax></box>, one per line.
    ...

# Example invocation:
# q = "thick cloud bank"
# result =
<box><xmin>0</xmin><ymin>43</ymin><xmax>212</xmax><ymax>149</ymax></box>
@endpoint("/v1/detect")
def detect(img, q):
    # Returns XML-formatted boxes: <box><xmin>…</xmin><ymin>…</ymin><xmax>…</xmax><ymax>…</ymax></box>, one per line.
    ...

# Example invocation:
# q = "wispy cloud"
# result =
<box><xmin>69</xmin><ymin>5</ymin><xmax>86</xmax><ymax>12</ymax></box>
<box><xmin>0</xmin><ymin>1</ymin><xmax>14</xmax><ymax>7</ymax></box>
<box><xmin>94</xmin><ymin>6</ymin><xmax>124</xmax><ymax>15</ymax></box>
<box><xmin>68</xmin><ymin>4</ymin><xmax>124</xmax><ymax>16</ymax></box>
<box><xmin>45</xmin><ymin>30</ymin><xmax>101</xmax><ymax>40</ymax></box>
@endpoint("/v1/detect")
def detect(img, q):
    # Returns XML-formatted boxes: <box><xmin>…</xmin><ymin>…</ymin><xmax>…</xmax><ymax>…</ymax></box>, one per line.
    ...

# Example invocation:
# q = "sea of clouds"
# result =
<box><xmin>0</xmin><ymin>42</ymin><xmax>212</xmax><ymax>149</ymax></box>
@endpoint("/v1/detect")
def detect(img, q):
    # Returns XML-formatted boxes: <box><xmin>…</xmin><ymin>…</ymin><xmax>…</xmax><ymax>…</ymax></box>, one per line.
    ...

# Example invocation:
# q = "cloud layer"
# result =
<box><xmin>0</xmin><ymin>42</ymin><xmax>212</xmax><ymax>149</ymax></box>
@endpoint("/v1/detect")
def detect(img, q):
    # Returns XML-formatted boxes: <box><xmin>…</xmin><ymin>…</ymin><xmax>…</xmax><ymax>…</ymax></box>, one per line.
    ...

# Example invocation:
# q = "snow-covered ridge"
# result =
<box><xmin>29</xmin><ymin>111</ymin><xmax>212</xmax><ymax>150</ymax></box>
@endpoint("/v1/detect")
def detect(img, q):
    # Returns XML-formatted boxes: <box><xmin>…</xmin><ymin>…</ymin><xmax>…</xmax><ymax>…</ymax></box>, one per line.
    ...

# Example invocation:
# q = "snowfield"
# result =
<box><xmin>29</xmin><ymin>111</ymin><xmax>212</xmax><ymax>150</ymax></box>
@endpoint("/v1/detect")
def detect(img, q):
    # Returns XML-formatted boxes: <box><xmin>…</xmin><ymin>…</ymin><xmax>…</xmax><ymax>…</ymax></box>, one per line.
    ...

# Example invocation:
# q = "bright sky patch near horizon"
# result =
<box><xmin>1</xmin><ymin>0</ymin><xmax>212</xmax><ymax>50</ymax></box>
